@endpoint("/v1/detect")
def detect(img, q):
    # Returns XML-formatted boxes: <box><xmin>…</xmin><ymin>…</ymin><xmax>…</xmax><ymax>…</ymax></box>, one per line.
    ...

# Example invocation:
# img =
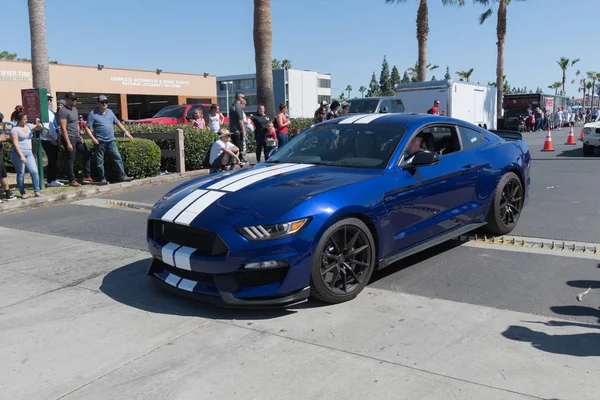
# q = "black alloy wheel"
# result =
<box><xmin>485</xmin><ymin>172</ymin><xmax>524</xmax><ymax>235</ymax></box>
<box><xmin>310</xmin><ymin>218</ymin><xmax>376</xmax><ymax>303</ymax></box>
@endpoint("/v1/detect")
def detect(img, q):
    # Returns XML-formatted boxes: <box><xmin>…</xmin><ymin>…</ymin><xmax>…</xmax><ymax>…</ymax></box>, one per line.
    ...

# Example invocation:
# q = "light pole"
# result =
<box><xmin>223</xmin><ymin>81</ymin><xmax>233</xmax><ymax>116</ymax></box>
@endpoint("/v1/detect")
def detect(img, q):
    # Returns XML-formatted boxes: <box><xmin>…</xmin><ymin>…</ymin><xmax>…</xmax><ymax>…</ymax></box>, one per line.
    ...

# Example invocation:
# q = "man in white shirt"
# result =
<box><xmin>209</xmin><ymin>129</ymin><xmax>240</xmax><ymax>172</ymax></box>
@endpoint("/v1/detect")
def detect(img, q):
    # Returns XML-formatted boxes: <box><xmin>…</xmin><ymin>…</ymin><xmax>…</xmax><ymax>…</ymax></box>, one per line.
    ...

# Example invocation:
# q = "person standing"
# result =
<box><xmin>275</xmin><ymin>103</ymin><xmax>290</xmax><ymax>147</ymax></box>
<box><xmin>427</xmin><ymin>100</ymin><xmax>440</xmax><ymax>115</ymax></box>
<box><xmin>57</xmin><ymin>92</ymin><xmax>92</xmax><ymax>187</ymax></box>
<box><xmin>207</xmin><ymin>104</ymin><xmax>224</xmax><ymax>133</ymax></box>
<box><xmin>85</xmin><ymin>95</ymin><xmax>133</xmax><ymax>184</ymax></box>
<box><xmin>0</xmin><ymin>112</ymin><xmax>17</xmax><ymax>204</ymax></box>
<box><xmin>229</xmin><ymin>92</ymin><xmax>247</xmax><ymax>165</ymax></box>
<box><xmin>9</xmin><ymin>111</ymin><xmax>43</xmax><ymax>198</ymax></box>
<box><xmin>326</xmin><ymin>101</ymin><xmax>340</xmax><ymax>120</ymax></box>
<box><xmin>250</xmin><ymin>104</ymin><xmax>272</xmax><ymax>162</ymax></box>
<box><xmin>40</xmin><ymin>95</ymin><xmax>63</xmax><ymax>187</ymax></box>
<box><xmin>189</xmin><ymin>108</ymin><xmax>206</xmax><ymax>129</ymax></box>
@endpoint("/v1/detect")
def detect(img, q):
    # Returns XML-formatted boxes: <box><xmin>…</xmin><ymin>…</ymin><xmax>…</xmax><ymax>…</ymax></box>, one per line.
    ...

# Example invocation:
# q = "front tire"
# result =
<box><xmin>485</xmin><ymin>172</ymin><xmax>524</xmax><ymax>236</ymax></box>
<box><xmin>310</xmin><ymin>218</ymin><xmax>376</xmax><ymax>304</ymax></box>
<box><xmin>583</xmin><ymin>144</ymin><xmax>595</xmax><ymax>156</ymax></box>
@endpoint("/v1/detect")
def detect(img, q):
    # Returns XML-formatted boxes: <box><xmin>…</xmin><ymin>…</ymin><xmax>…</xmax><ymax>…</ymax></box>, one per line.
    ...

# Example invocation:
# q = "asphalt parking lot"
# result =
<box><xmin>1</xmin><ymin>128</ymin><xmax>599</xmax><ymax>399</ymax></box>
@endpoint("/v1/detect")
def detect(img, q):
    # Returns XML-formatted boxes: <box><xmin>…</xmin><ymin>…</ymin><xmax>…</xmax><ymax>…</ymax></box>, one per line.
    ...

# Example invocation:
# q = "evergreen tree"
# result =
<box><xmin>431</xmin><ymin>75</ymin><xmax>437</xmax><ymax>81</ymax></box>
<box><xmin>390</xmin><ymin>65</ymin><xmax>401</xmax><ymax>87</ymax></box>
<box><xmin>401</xmin><ymin>71</ymin><xmax>410</xmax><ymax>83</ymax></box>
<box><xmin>367</xmin><ymin>72</ymin><xmax>380</xmax><ymax>97</ymax></box>
<box><xmin>444</xmin><ymin>66</ymin><xmax>451</xmax><ymax>80</ymax></box>
<box><xmin>379</xmin><ymin>56</ymin><xmax>394</xmax><ymax>96</ymax></box>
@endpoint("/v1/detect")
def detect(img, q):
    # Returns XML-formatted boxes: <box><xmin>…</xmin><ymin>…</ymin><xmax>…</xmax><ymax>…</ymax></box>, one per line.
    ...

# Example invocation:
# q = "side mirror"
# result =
<box><xmin>402</xmin><ymin>151</ymin><xmax>440</xmax><ymax>168</ymax></box>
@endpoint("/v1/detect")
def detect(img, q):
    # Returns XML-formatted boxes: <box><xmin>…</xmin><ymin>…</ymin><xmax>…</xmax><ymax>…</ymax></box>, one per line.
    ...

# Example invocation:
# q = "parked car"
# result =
<box><xmin>346</xmin><ymin>96</ymin><xmax>405</xmax><ymax>115</ymax></box>
<box><xmin>134</xmin><ymin>104</ymin><xmax>229</xmax><ymax>125</ymax></box>
<box><xmin>581</xmin><ymin>119</ymin><xmax>600</xmax><ymax>156</ymax></box>
<box><xmin>146</xmin><ymin>113</ymin><xmax>531</xmax><ymax>307</ymax></box>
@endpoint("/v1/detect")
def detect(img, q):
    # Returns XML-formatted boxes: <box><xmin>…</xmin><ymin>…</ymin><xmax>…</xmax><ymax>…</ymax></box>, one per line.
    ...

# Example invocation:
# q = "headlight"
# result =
<box><xmin>584</xmin><ymin>127</ymin><xmax>591</xmax><ymax>135</ymax></box>
<box><xmin>239</xmin><ymin>218</ymin><xmax>309</xmax><ymax>241</ymax></box>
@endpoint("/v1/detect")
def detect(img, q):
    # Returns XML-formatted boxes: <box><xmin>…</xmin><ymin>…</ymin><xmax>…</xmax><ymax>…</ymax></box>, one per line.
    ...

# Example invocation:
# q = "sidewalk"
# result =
<box><xmin>1</xmin><ymin>226</ymin><xmax>598</xmax><ymax>400</ymax></box>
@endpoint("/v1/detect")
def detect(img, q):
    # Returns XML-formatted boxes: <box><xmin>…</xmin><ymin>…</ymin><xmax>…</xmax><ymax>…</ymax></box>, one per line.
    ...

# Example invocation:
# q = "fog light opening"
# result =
<box><xmin>243</xmin><ymin>260</ymin><xmax>288</xmax><ymax>269</ymax></box>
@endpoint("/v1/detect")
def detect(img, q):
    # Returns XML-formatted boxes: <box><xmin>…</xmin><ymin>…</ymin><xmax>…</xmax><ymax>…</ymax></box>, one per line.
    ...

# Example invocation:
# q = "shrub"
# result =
<box><xmin>289</xmin><ymin>118</ymin><xmax>314</xmax><ymax>137</ymax></box>
<box><xmin>1</xmin><ymin>142</ymin><xmax>12</xmax><ymax>172</ymax></box>
<box><xmin>55</xmin><ymin>138</ymin><xmax>161</xmax><ymax>181</ymax></box>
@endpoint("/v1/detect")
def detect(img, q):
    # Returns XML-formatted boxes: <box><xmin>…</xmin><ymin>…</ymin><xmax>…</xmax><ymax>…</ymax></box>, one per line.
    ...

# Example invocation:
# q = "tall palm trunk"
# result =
<box><xmin>28</xmin><ymin>0</ymin><xmax>51</xmax><ymax>92</ymax></box>
<box><xmin>561</xmin><ymin>70</ymin><xmax>566</xmax><ymax>93</ymax></box>
<box><xmin>495</xmin><ymin>0</ymin><xmax>507</xmax><ymax>119</ymax></box>
<box><xmin>253</xmin><ymin>0</ymin><xmax>275</xmax><ymax>116</ymax></box>
<box><xmin>591</xmin><ymin>79</ymin><xmax>596</xmax><ymax>110</ymax></box>
<box><xmin>416</xmin><ymin>0</ymin><xmax>429</xmax><ymax>82</ymax></box>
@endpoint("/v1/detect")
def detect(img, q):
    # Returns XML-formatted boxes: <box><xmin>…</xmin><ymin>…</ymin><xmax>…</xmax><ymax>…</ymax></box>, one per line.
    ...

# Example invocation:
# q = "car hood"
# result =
<box><xmin>135</xmin><ymin>117</ymin><xmax>177</xmax><ymax>124</ymax></box>
<box><xmin>154</xmin><ymin>163</ymin><xmax>380</xmax><ymax>227</ymax></box>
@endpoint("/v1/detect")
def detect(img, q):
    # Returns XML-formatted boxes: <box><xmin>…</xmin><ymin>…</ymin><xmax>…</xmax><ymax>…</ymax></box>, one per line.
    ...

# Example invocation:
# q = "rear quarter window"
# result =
<box><xmin>459</xmin><ymin>127</ymin><xmax>483</xmax><ymax>150</ymax></box>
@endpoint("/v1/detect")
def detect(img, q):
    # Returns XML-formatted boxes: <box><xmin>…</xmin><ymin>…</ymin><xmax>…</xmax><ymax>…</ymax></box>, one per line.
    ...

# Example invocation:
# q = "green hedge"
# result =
<box><xmin>3</xmin><ymin>138</ymin><xmax>161</xmax><ymax>181</ymax></box>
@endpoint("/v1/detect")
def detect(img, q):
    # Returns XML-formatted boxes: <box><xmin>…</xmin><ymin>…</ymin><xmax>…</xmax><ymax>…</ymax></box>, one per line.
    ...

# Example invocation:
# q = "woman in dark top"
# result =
<box><xmin>250</xmin><ymin>104</ymin><xmax>273</xmax><ymax>162</ymax></box>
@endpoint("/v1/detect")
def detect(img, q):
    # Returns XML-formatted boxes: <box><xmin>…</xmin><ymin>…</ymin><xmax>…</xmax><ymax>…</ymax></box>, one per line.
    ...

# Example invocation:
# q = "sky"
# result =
<box><xmin>3</xmin><ymin>0</ymin><xmax>597</xmax><ymax>100</ymax></box>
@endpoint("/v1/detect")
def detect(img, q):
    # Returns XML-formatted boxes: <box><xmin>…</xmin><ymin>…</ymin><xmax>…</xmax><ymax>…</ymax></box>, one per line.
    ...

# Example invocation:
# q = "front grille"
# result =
<box><xmin>149</xmin><ymin>220</ymin><xmax>228</xmax><ymax>257</ymax></box>
<box><xmin>234</xmin><ymin>267</ymin><xmax>289</xmax><ymax>287</ymax></box>
<box><xmin>157</xmin><ymin>260</ymin><xmax>215</xmax><ymax>284</ymax></box>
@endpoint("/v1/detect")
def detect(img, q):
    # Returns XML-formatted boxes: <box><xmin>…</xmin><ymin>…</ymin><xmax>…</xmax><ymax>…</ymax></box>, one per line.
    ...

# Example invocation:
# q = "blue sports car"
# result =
<box><xmin>147</xmin><ymin>114</ymin><xmax>531</xmax><ymax>307</ymax></box>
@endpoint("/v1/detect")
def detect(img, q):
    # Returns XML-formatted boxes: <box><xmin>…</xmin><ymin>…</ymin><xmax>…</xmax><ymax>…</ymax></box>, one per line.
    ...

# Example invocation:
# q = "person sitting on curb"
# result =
<box><xmin>84</xmin><ymin>95</ymin><xmax>133</xmax><ymax>185</ymax></box>
<box><xmin>209</xmin><ymin>129</ymin><xmax>240</xmax><ymax>173</ymax></box>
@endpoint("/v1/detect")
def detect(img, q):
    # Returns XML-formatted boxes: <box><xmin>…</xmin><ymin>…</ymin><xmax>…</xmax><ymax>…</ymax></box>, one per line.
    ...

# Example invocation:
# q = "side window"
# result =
<box><xmin>379</xmin><ymin>100</ymin><xmax>391</xmax><ymax>113</ymax></box>
<box><xmin>459</xmin><ymin>126</ymin><xmax>483</xmax><ymax>150</ymax></box>
<box><xmin>419</xmin><ymin>125</ymin><xmax>461</xmax><ymax>156</ymax></box>
<box><xmin>392</xmin><ymin>99</ymin><xmax>405</xmax><ymax>113</ymax></box>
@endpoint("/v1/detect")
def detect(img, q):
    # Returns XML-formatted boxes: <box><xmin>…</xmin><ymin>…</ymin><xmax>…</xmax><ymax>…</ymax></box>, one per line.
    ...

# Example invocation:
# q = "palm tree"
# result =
<box><xmin>359</xmin><ymin>86</ymin><xmax>367</xmax><ymax>97</ymax></box>
<box><xmin>548</xmin><ymin>82</ymin><xmax>562</xmax><ymax>95</ymax></box>
<box><xmin>338</xmin><ymin>92</ymin><xmax>347</xmax><ymax>103</ymax></box>
<box><xmin>587</xmin><ymin>72</ymin><xmax>599</xmax><ymax>109</ymax></box>
<box><xmin>28</xmin><ymin>0</ymin><xmax>51</xmax><ymax>93</ymax></box>
<box><xmin>557</xmin><ymin>57</ymin><xmax>580</xmax><ymax>93</ymax></box>
<box><xmin>472</xmin><ymin>0</ymin><xmax>527</xmax><ymax>119</ymax></box>
<box><xmin>281</xmin><ymin>59</ymin><xmax>292</xmax><ymax>70</ymax></box>
<box><xmin>406</xmin><ymin>62</ymin><xmax>438</xmax><ymax>82</ymax></box>
<box><xmin>254</xmin><ymin>0</ymin><xmax>275</xmax><ymax>115</ymax></box>
<box><xmin>271</xmin><ymin>58</ymin><xmax>281</xmax><ymax>70</ymax></box>
<box><xmin>456</xmin><ymin>68</ymin><xmax>474</xmax><ymax>82</ymax></box>
<box><xmin>573</xmin><ymin>70</ymin><xmax>587</xmax><ymax>108</ymax></box>
<box><xmin>346</xmin><ymin>85</ymin><xmax>353</xmax><ymax>99</ymax></box>
<box><xmin>386</xmin><ymin>1</ymin><xmax>454</xmax><ymax>81</ymax></box>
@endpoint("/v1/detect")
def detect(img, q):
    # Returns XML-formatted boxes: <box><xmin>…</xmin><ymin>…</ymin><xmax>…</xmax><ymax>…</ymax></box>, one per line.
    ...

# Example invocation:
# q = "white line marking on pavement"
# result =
<box><xmin>173</xmin><ymin>246</ymin><xmax>196</xmax><ymax>270</ymax></box>
<box><xmin>173</xmin><ymin>191</ymin><xmax>226</xmax><ymax>226</ymax></box>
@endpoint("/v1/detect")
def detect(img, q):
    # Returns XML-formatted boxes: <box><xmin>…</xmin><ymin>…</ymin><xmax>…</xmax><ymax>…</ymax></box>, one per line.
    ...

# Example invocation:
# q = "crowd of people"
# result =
<box><xmin>0</xmin><ymin>92</ymin><xmax>133</xmax><ymax>204</ymax></box>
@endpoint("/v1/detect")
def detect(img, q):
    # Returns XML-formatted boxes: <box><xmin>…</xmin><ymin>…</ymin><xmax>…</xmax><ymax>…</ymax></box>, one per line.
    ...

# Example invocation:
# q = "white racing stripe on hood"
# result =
<box><xmin>208</xmin><ymin>163</ymin><xmax>295</xmax><ymax>190</ymax></box>
<box><xmin>220</xmin><ymin>163</ymin><xmax>314</xmax><ymax>192</ymax></box>
<box><xmin>161</xmin><ymin>242</ymin><xmax>181</xmax><ymax>266</ymax></box>
<box><xmin>161</xmin><ymin>189</ymin><xmax>208</xmax><ymax>222</ymax></box>
<box><xmin>174</xmin><ymin>190</ymin><xmax>226</xmax><ymax>226</ymax></box>
<box><xmin>338</xmin><ymin>115</ymin><xmax>367</xmax><ymax>124</ymax></box>
<box><xmin>352</xmin><ymin>114</ymin><xmax>387</xmax><ymax>124</ymax></box>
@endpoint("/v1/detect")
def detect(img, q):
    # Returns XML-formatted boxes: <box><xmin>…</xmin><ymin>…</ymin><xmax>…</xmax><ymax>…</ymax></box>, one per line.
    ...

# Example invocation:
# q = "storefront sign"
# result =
<box><xmin>110</xmin><ymin>76</ymin><xmax>190</xmax><ymax>89</ymax></box>
<box><xmin>21</xmin><ymin>88</ymin><xmax>49</xmax><ymax>123</ymax></box>
<box><xmin>0</xmin><ymin>69</ymin><xmax>31</xmax><ymax>82</ymax></box>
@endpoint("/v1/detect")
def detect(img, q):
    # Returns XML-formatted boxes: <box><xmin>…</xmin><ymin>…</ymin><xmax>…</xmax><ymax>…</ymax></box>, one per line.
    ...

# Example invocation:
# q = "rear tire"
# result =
<box><xmin>310</xmin><ymin>218</ymin><xmax>376</xmax><ymax>304</ymax></box>
<box><xmin>583</xmin><ymin>144</ymin><xmax>595</xmax><ymax>156</ymax></box>
<box><xmin>485</xmin><ymin>172</ymin><xmax>524</xmax><ymax>236</ymax></box>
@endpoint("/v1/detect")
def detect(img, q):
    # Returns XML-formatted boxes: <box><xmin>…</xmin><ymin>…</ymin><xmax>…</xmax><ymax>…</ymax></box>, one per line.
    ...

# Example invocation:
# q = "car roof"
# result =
<box><xmin>324</xmin><ymin>113</ymin><xmax>478</xmax><ymax>129</ymax></box>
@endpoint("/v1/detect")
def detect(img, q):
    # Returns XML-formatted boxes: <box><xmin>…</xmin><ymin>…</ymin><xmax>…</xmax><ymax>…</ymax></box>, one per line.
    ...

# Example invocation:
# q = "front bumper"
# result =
<box><xmin>583</xmin><ymin>136</ymin><xmax>600</xmax><ymax>146</ymax></box>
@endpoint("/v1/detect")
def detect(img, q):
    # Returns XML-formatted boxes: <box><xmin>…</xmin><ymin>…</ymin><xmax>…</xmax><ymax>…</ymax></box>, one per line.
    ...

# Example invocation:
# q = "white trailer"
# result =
<box><xmin>395</xmin><ymin>80</ymin><xmax>497</xmax><ymax>129</ymax></box>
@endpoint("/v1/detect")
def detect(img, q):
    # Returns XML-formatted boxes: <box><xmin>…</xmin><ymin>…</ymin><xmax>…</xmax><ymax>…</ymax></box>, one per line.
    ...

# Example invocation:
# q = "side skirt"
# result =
<box><xmin>377</xmin><ymin>222</ymin><xmax>487</xmax><ymax>270</ymax></box>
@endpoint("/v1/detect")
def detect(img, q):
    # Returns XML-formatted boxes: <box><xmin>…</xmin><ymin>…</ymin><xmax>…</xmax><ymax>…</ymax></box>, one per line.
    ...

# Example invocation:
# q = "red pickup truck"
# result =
<box><xmin>134</xmin><ymin>104</ymin><xmax>229</xmax><ymax>125</ymax></box>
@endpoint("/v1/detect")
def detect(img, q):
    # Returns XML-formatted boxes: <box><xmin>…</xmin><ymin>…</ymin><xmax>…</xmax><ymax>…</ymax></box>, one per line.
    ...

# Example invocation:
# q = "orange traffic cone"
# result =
<box><xmin>542</xmin><ymin>128</ymin><xmax>555</xmax><ymax>151</ymax></box>
<box><xmin>579</xmin><ymin>128</ymin><xmax>584</xmax><ymax>140</ymax></box>
<box><xmin>565</xmin><ymin>124</ymin><xmax>576</xmax><ymax>145</ymax></box>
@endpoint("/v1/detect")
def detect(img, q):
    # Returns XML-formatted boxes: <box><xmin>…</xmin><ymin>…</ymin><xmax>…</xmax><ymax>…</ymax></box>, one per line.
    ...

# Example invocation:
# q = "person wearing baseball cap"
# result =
<box><xmin>57</xmin><ymin>92</ymin><xmax>92</xmax><ymax>187</ymax></box>
<box><xmin>83</xmin><ymin>95</ymin><xmax>133</xmax><ymax>184</ymax></box>
<box><xmin>208</xmin><ymin>129</ymin><xmax>240</xmax><ymax>173</ymax></box>
<box><xmin>427</xmin><ymin>100</ymin><xmax>440</xmax><ymax>115</ymax></box>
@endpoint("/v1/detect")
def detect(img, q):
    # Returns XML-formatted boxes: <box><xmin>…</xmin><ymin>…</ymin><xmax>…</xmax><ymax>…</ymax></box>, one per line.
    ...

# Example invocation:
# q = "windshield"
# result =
<box><xmin>153</xmin><ymin>106</ymin><xmax>184</xmax><ymax>118</ymax></box>
<box><xmin>348</xmin><ymin>99</ymin><xmax>380</xmax><ymax>114</ymax></box>
<box><xmin>268</xmin><ymin>123</ymin><xmax>407</xmax><ymax>169</ymax></box>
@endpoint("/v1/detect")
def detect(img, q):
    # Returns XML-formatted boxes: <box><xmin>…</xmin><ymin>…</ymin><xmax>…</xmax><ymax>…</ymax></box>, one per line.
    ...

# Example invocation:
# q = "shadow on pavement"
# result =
<box><xmin>550</xmin><ymin>305</ymin><xmax>600</xmax><ymax>322</ymax></box>
<box><xmin>566</xmin><ymin>280</ymin><xmax>600</xmax><ymax>289</ymax></box>
<box><xmin>99</xmin><ymin>258</ymin><xmax>328</xmax><ymax>320</ymax></box>
<box><xmin>556</xmin><ymin>147</ymin><xmax>586</xmax><ymax>158</ymax></box>
<box><xmin>501</xmin><ymin>325</ymin><xmax>600</xmax><ymax>357</ymax></box>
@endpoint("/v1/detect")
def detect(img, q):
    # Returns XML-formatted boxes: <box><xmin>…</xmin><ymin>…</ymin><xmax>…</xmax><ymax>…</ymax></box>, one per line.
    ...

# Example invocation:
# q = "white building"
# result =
<box><xmin>217</xmin><ymin>69</ymin><xmax>332</xmax><ymax>118</ymax></box>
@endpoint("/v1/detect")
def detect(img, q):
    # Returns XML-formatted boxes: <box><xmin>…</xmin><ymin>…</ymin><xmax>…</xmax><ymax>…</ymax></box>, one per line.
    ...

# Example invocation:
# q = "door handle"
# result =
<box><xmin>462</xmin><ymin>164</ymin><xmax>475</xmax><ymax>170</ymax></box>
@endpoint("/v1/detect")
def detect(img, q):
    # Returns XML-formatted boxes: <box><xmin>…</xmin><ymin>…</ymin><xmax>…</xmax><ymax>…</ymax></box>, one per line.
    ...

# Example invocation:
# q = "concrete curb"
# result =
<box><xmin>0</xmin><ymin>169</ymin><xmax>211</xmax><ymax>214</ymax></box>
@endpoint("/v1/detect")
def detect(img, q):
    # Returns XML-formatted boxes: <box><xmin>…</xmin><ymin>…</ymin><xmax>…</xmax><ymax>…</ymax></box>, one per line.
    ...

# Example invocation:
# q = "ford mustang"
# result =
<box><xmin>146</xmin><ymin>114</ymin><xmax>531</xmax><ymax>307</ymax></box>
